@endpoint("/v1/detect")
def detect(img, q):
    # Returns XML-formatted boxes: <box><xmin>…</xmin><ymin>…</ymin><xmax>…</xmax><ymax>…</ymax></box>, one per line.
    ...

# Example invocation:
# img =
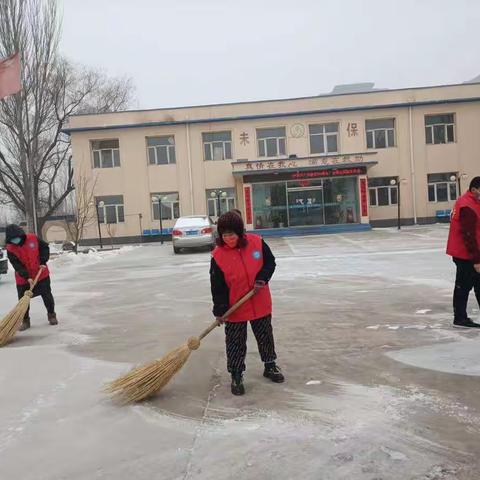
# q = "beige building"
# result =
<box><xmin>64</xmin><ymin>81</ymin><xmax>480</xmax><ymax>243</ymax></box>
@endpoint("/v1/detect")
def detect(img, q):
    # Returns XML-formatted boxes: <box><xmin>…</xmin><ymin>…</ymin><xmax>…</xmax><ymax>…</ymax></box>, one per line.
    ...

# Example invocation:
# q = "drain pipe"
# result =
<box><xmin>186</xmin><ymin>119</ymin><xmax>195</xmax><ymax>214</ymax></box>
<box><xmin>408</xmin><ymin>106</ymin><xmax>418</xmax><ymax>224</ymax></box>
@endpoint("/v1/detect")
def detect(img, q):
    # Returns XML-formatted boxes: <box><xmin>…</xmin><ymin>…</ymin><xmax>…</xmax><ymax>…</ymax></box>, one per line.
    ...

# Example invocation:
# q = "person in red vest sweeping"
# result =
<box><xmin>210</xmin><ymin>211</ymin><xmax>284</xmax><ymax>395</ymax></box>
<box><xmin>5</xmin><ymin>224</ymin><xmax>58</xmax><ymax>331</ymax></box>
<box><xmin>446</xmin><ymin>176</ymin><xmax>480</xmax><ymax>328</ymax></box>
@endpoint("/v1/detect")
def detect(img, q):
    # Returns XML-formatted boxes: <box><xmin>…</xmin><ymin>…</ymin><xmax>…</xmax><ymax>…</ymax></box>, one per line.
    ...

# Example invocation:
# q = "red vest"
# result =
<box><xmin>212</xmin><ymin>233</ymin><xmax>272</xmax><ymax>322</ymax></box>
<box><xmin>6</xmin><ymin>233</ymin><xmax>50</xmax><ymax>286</ymax></box>
<box><xmin>446</xmin><ymin>191</ymin><xmax>480</xmax><ymax>260</ymax></box>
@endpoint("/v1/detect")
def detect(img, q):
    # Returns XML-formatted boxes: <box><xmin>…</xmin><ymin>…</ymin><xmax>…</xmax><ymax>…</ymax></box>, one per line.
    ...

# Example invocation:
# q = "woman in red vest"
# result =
<box><xmin>5</xmin><ymin>224</ymin><xmax>58</xmax><ymax>331</ymax></box>
<box><xmin>210</xmin><ymin>212</ymin><xmax>284</xmax><ymax>395</ymax></box>
<box><xmin>446</xmin><ymin>176</ymin><xmax>480</xmax><ymax>328</ymax></box>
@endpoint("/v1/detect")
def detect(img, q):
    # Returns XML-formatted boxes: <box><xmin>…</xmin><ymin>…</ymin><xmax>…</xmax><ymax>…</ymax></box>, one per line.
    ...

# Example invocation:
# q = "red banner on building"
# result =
<box><xmin>244</xmin><ymin>186</ymin><xmax>253</xmax><ymax>224</ymax></box>
<box><xmin>360</xmin><ymin>178</ymin><xmax>368</xmax><ymax>217</ymax></box>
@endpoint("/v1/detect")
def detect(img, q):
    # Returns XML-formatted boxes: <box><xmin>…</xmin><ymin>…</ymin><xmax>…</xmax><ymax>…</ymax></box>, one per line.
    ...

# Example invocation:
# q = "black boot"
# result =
<box><xmin>48</xmin><ymin>313</ymin><xmax>58</xmax><ymax>326</ymax></box>
<box><xmin>19</xmin><ymin>318</ymin><xmax>31</xmax><ymax>331</ymax></box>
<box><xmin>231</xmin><ymin>372</ymin><xmax>245</xmax><ymax>396</ymax></box>
<box><xmin>263</xmin><ymin>362</ymin><xmax>285</xmax><ymax>383</ymax></box>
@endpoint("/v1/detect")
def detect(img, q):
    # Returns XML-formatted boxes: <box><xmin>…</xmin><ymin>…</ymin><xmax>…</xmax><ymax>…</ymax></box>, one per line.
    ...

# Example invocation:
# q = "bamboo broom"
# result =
<box><xmin>0</xmin><ymin>268</ymin><xmax>44</xmax><ymax>347</ymax></box>
<box><xmin>105</xmin><ymin>290</ymin><xmax>255</xmax><ymax>403</ymax></box>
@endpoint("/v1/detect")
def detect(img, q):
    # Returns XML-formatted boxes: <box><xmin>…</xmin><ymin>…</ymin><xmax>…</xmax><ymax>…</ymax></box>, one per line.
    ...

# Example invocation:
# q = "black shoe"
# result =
<box><xmin>263</xmin><ymin>363</ymin><xmax>285</xmax><ymax>383</ymax></box>
<box><xmin>231</xmin><ymin>372</ymin><xmax>245</xmax><ymax>396</ymax></box>
<box><xmin>19</xmin><ymin>318</ymin><xmax>31</xmax><ymax>331</ymax></box>
<box><xmin>453</xmin><ymin>318</ymin><xmax>480</xmax><ymax>328</ymax></box>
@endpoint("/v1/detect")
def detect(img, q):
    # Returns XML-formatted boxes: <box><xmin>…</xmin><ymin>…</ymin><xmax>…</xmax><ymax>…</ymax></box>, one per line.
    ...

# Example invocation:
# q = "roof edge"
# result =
<box><xmin>62</xmin><ymin>96</ymin><xmax>480</xmax><ymax>135</ymax></box>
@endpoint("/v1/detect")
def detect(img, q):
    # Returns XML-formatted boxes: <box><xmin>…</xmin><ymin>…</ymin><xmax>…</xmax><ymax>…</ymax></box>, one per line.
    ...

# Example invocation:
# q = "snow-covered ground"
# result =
<box><xmin>0</xmin><ymin>225</ymin><xmax>479</xmax><ymax>479</ymax></box>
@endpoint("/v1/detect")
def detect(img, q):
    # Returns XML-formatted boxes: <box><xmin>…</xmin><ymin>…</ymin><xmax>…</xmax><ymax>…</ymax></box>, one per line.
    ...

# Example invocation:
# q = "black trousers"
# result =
<box><xmin>225</xmin><ymin>315</ymin><xmax>277</xmax><ymax>373</ymax></box>
<box><xmin>453</xmin><ymin>258</ymin><xmax>480</xmax><ymax>321</ymax></box>
<box><xmin>16</xmin><ymin>277</ymin><xmax>55</xmax><ymax>321</ymax></box>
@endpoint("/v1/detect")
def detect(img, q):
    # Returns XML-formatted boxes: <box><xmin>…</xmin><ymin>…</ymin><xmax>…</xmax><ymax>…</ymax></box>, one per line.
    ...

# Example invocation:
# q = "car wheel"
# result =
<box><xmin>173</xmin><ymin>247</ymin><xmax>181</xmax><ymax>254</ymax></box>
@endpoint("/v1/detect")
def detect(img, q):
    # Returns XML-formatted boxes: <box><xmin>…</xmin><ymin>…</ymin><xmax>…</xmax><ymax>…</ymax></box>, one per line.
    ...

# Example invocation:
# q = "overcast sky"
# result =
<box><xmin>59</xmin><ymin>0</ymin><xmax>480</xmax><ymax>110</ymax></box>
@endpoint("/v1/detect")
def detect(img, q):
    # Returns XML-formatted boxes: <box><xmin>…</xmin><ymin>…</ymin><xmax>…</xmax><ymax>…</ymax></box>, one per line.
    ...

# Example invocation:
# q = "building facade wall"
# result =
<box><xmin>68</xmin><ymin>83</ymin><xmax>480</xmax><ymax>241</ymax></box>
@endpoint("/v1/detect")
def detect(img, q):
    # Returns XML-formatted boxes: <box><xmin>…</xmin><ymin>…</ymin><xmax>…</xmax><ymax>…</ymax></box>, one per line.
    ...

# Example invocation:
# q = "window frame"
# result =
<box><xmin>309</xmin><ymin>123</ymin><xmax>339</xmax><ymax>155</ymax></box>
<box><xmin>365</xmin><ymin>118</ymin><xmax>396</xmax><ymax>149</ymax></box>
<box><xmin>425</xmin><ymin>114</ymin><xmax>455</xmax><ymax>145</ymax></box>
<box><xmin>256</xmin><ymin>127</ymin><xmax>287</xmax><ymax>158</ymax></box>
<box><xmin>91</xmin><ymin>139</ymin><xmax>121</xmax><ymax>169</ymax></box>
<box><xmin>202</xmin><ymin>131</ymin><xmax>233</xmax><ymax>161</ymax></box>
<box><xmin>98</xmin><ymin>204</ymin><xmax>124</xmax><ymax>224</ymax></box>
<box><xmin>368</xmin><ymin>185</ymin><xmax>398</xmax><ymax>207</ymax></box>
<box><xmin>427</xmin><ymin>177</ymin><xmax>458</xmax><ymax>203</ymax></box>
<box><xmin>151</xmin><ymin>192</ymin><xmax>180</xmax><ymax>221</ymax></box>
<box><xmin>206</xmin><ymin>189</ymin><xmax>236</xmax><ymax>217</ymax></box>
<box><xmin>146</xmin><ymin>136</ymin><xmax>176</xmax><ymax>165</ymax></box>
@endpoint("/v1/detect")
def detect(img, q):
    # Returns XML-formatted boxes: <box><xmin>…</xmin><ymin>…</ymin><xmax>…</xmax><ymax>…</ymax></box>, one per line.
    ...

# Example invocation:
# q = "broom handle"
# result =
<box><xmin>197</xmin><ymin>290</ymin><xmax>256</xmax><ymax>341</ymax></box>
<box><xmin>29</xmin><ymin>267</ymin><xmax>45</xmax><ymax>291</ymax></box>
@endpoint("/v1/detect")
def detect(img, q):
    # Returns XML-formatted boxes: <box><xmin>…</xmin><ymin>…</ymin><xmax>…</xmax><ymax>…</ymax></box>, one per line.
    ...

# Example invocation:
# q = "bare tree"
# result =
<box><xmin>64</xmin><ymin>169</ymin><xmax>97</xmax><ymax>254</ymax></box>
<box><xmin>105</xmin><ymin>222</ymin><xmax>116</xmax><ymax>250</ymax></box>
<box><xmin>0</xmin><ymin>0</ymin><xmax>134</xmax><ymax>236</ymax></box>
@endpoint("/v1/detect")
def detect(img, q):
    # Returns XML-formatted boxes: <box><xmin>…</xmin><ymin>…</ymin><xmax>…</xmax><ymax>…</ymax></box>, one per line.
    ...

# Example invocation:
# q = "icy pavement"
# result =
<box><xmin>1</xmin><ymin>226</ymin><xmax>479</xmax><ymax>479</ymax></box>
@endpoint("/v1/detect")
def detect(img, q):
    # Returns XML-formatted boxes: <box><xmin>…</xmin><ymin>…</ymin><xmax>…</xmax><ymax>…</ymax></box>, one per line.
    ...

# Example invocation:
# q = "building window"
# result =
<box><xmin>96</xmin><ymin>195</ymin><xmax>124</xmax><ymax>223</ymax></box>
<box><xmin>427</xmin><ymin>173</ymin><xmax>458</xmax><ymax>202</ymax></box>
<box><xmin>147</xmin><ymin>136</ymin><xmax>176</xmax><ymax>165</ymax></box>
<box><xmin>368</xmin><ymin>177</ymin><xmax>398</xmax><ymax>207</ymax></box>
<box><xmin>151</xmin><ymin>192</ymin><xmax>180</xmax><ymax>220</ymax></box>
<box><xmin>366</xmin><ymin>119</ymin><xmax>395</xmax><ymax>149</ymax></box>
<box><xmin>425</xmin><ymin>114</ymin><xmax>455</xmax><ymax>144</ymax></box>
<box><xmin>206</xmin><ymin>188</ymin><xmax>236</xmax><ymax>217</ymax></box>
<box><xmin>257</xmin><ymin>127</ymin><xmax>286</xmax><ymax>157</ymax></box>
<box><xmin>91</xmin><ymin>140</ymin><xmax>120</xmax><ymax>168</ymax></box>
<box><xmin>203</xmin><ymin>131</ymin><xmax>232</xmax><ymax>161</ymax></box>
<box><xmin>309</xmin><ymin>123</ymin><xmax>338</xmax><ymax>154</ymax></box>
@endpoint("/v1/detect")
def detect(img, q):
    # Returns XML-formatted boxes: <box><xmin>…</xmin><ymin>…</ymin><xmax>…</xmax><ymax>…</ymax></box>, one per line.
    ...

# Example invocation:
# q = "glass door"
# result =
<box><xmin>287</xmin><ymin>187</ymin><xmax>325</xmax><ymax>226</ymax></box>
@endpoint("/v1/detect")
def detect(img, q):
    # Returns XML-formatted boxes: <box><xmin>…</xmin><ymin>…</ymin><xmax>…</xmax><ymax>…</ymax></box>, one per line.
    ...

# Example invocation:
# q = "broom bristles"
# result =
<box><xmin>104</xmin><ymin>342</ymin><xmax>194</xmax><ymax>403</ymax></box>
<box><xmin>0</xmin><ymin>293</ymin><xmax>32</xmax><ymax>347</ymax></box>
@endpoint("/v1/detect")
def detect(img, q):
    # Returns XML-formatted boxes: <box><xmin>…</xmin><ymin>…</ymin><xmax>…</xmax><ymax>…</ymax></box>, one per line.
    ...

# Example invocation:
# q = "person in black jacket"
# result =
<box><xmin>5</xmin><ymin>224</ymin><xmax>58</xmax><ymax>331</ymax></box>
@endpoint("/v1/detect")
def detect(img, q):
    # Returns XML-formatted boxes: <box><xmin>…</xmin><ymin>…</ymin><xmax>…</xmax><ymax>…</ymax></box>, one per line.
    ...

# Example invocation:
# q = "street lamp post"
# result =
<box><xmin>390</xmin><ymin>178</ymin><xmax>401</xmax><ymax>230</ymax></box>
<box><xmin>95</xmin><ymin>200</ymin><xmax>105</xmax><ymax>249</ymax></box>
<box><xmin>152</xmin><ymin>196</ymin><xmax>164</xmax><ymax>245</ymax></box>
<box><xmin>210</xmin><ymin>190</ymin><xmax>228</xmax><ymax>218</ymax></box>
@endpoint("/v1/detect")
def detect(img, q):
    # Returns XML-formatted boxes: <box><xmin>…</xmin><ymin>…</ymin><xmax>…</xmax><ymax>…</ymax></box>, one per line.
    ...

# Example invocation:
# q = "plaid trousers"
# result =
<box><xmin>224</xmin><ymin>315</ymin><xmax>277</xmax><ymax>373</ymax></box>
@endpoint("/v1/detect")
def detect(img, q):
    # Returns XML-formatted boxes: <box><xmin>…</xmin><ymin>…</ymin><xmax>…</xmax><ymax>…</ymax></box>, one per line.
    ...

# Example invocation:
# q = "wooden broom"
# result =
<box><xmin>0</xmin><ymin>268</ymin><xmax>44</xmax><ymax>347</ymax></box>
<box><xmin>104</xmin><ymin>290</ymin><xmax>255</xmax><ymax>403</ymax></box>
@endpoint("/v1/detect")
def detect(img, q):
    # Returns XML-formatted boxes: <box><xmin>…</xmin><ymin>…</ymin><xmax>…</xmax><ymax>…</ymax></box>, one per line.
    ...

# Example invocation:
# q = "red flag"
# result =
<box><xmin>0</xmin><ymin>53</ymin><xmax>21</xmax><ymax>100</ymax></box>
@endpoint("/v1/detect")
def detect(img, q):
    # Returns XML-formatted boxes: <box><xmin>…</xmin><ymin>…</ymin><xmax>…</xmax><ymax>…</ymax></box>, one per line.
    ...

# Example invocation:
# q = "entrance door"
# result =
<box><xmin>287</xmin><ymin>187</ymin><xmax>325</xmax><ymax>226</ymax></box>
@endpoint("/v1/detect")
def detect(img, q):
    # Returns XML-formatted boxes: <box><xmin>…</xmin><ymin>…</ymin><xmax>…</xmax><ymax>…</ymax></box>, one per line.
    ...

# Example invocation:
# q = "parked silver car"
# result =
<box><xmin>172</xmin><ymin>216</ymin><xmax>217</xmax><ymax>254</ymax></box>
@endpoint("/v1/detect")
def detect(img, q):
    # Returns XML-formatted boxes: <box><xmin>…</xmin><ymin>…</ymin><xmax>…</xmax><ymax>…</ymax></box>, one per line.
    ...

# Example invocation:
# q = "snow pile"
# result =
<box><xmin>50</xmin><ymin>246</ymin><xmax>140</xmax><ymax>270</ymax></box>
<box><xmin>48</xmin><ymin>243</ymin><xmax>64</xmax><ymax>254</ymax></box>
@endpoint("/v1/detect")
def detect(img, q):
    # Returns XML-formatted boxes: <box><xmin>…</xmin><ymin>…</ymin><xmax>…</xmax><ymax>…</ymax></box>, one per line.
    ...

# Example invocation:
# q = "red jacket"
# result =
<box><xmin>212</xmin><ymin>234</ymin><xmax>273</xmax><ymax>322</ymax></box>
<box><xmin>6</xmin><ymin>233</ymin><xmax>50</xmax><ymax>286</ymax></box>
<box><xmin>446</xmin><ymin>191</ymin><xmax>480</xmax><ymax>260</ymax></box>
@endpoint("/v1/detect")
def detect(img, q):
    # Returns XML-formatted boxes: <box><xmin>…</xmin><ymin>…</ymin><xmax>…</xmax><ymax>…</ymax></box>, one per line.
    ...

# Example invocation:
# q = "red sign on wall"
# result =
<box><xmin>291</xmin><ymin>167</ymin><xmax>365</xmax><ymax>180</ymax></box>
<box><xmin>360</xmin><ymin>178</ymin><xmax>368</xmax><ymax>217</ymax></box>
<box><xmin>244</xmin><ymin>186</ymin><xmax>253</xmax><ymax>224</ymax></box>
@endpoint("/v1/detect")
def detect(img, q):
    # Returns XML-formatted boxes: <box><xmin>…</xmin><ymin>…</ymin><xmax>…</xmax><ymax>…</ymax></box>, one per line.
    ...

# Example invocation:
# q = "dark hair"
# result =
<box><xmin>230</xmin><ymin>208</ymin><xmax>242</xmax><ymax>218</ymax></box>
<box><xmin>469</xmin><ymin>177</ymin><xmax>480</xmax><ymax>191</ymax></box>
<box><xmin>216</xmin><ymin>211</ymin><xmax>247</xmax><ymax>247</ymax></box>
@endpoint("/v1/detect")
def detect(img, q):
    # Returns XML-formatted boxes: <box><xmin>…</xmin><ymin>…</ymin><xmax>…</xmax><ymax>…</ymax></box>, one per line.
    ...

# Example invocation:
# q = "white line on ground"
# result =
<box><xmin>337</xmin><ymin>235</ymin><xmax>371</xmax><ymax>251</ymax></box>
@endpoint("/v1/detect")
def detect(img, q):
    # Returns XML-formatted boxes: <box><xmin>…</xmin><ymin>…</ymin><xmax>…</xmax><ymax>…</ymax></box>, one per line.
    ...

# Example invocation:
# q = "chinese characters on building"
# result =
<box><xmin>240</xmin><ymin>155</ymin><xmax>365</xmax><ymax>172</ymax></box>
<box><xmin>347</xmin><ymin>122</ymin><xmax>359</xmax><ymax>137</ymax></box>
<box><xmin>239</xmin><ymin>132</ymin><xmax>249</xmax><ymax>145</ymax></box>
